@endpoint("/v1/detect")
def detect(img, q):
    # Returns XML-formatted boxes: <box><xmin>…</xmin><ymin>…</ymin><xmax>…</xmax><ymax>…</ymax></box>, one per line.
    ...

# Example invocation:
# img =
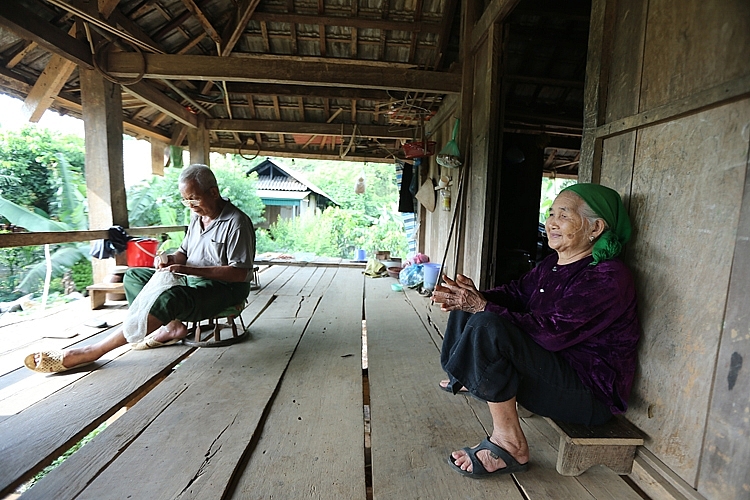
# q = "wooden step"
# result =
<box><xmin>86</xmin><ymin>282</ymin><xmax>125</xmax><ymax>310</ymax></box>
<box><xmin>545</xmin><ymin>415</ymin><xmax>645</xmax><ymax>476</ymax></box>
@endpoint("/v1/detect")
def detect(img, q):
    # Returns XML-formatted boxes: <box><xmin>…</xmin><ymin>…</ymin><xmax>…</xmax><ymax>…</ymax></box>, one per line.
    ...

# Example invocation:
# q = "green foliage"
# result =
<box><xmin>127</xmin><ymin>158</ymin><xmax>265</xmax><ymax>229</ymax></box>
<box><xmin>21</xmin><ymin>422</ymin><xmax>108</xmax><ymax>493</ymax></box>
<box><xmin>0</xmin><ymin>127</ymin><xmax>85</xmax><ymax>222</ymax></box>
<box><xmin>539</xmin><ymin>177</ymin><xmax>577</xmax><ymax>223</ymax></box>
<box><xmin>259</xmin><ymin>206</ymin><xmax>407</xmax><ymax>259</ymax></box>
<box><xmin>282</xmin><ymin>158</ymin><xmax>399</xmax><ymax>219</ymax></box>
<box><xmin>70</xmin><ymin>257</ymin><xmax>93</xmax><ymax>291</ymax></box>
<box><xmin>0</xmin><ymin>129</ymin><xmax>89</xmax><ymax>297</ymax></box>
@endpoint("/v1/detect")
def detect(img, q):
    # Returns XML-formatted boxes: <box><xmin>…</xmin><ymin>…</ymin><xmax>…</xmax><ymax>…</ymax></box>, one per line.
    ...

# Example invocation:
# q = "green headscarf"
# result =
<box><xmin>561</xmin><ymin>183</ymin><xmax>631</xmax><ymax>265</ymax></box>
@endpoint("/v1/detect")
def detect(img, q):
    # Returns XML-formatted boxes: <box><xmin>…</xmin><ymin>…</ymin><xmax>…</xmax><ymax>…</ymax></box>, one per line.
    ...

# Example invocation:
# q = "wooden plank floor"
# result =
<box><xmin>0</xmin><ymin>265</ymin><xmax>645</xmax><ymax>499</ymax></box>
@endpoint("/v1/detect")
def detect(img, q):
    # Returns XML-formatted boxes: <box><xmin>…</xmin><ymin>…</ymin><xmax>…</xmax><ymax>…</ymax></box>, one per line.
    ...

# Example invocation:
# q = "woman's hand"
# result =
<box><xmin>431</xmin><ymin>274</ymin><xmax>488</xmax><ymax>313</ymax></box>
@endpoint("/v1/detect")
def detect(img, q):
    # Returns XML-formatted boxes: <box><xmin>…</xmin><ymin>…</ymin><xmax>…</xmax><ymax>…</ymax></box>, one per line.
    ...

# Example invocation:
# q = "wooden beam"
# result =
<box><xmin>21</xmin><ymin>53</ymin><xmax>76</xmax><ymax>122</ymax></box>
<box><xmin>108</xmin><ymin>9</ymin><xmax>164</xmax><ymax>51</ymax></box>
<box><xmin>0</xmin><ymin>2</ymin><xmax>93</xmax><ymax>69</ymax></box>
<box><xmin>212</xmin><ymin>143</ymin><xmax>395</xmax><ymax>163</ymax></box>
<box><xmin>122</xmin><ymin>81</ymin><xmax>199</xmax><ymax>128</ymax></box>
<box><xmin>5</xmin><ymin>41</ymin><xmax>37</xmax><ymax>69</ymax></box>
<box><xmin>107</xmin><ymin>52</ymin><xmax>462</xmax><ymax>94</ymax></box>
<box><xmin>205</xmin><ymin>118</ymin><xmax>414</xmax><ymax>139</ymax></box>
<box><xmin>171</xmin><ymin>124</ymin><xmax>188</xmax><ymax>146</ymax></box>
<box><xmin>220</xmin><ymin>0</ymin><xmax>261</xmax><ymax>56</ymax></box>
<box><xmin>0</xmin><ymin>226</ymin><xmax>187</xmax><ymax>248</ymax></box>
<box><xmin>179</xmin><ymin>0</ymin><xmax>222</xmax><ymax>46</ymax></box>
<box><xmin>506</xmin><ymin>74</ymin><xmax>585</xmax><ymax>88</ymax></box>
<box><xmin>248</xmin><ymin>11</ymin><xmax>441</xmax><ymax>34</ymax></box>
<box><xmin>593</xmin><ymin>73</ymin><xmax>750</xmax><ymax>140</ymax></box>
<box><xmin>433</xmin><ymin>0</ymin><xmax>458</xmax><ymax>69</ymax></box>
<box><xmin>469</xmin><ymin>0</ymin><xmax>520</xmax><ymax>52</ymax></box>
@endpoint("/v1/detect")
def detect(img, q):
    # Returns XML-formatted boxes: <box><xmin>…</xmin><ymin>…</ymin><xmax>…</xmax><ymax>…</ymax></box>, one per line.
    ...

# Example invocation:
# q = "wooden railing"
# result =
<box><xmin>0</xmin><ymin>226</ymin><xmax>187</xmax><ymax>249</ymax></box>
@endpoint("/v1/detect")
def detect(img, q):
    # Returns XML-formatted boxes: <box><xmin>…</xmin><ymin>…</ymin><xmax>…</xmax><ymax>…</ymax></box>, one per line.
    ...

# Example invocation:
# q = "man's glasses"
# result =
<box><xmin>181</xmin><ymin>198</ymin><xmax>201</xmax><ymax>207</ymax></box>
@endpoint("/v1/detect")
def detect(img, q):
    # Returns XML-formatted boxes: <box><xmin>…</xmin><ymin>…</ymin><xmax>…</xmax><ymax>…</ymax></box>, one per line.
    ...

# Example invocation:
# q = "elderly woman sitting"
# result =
<box><xmin>431</xmin><ymin>183</ymin><xmax>640</xmax><ymax>478</ymax></box>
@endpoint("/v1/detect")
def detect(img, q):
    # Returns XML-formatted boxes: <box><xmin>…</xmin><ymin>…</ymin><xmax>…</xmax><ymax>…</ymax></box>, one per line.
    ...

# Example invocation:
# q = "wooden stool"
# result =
<box><xmin>545</xmin><ymin>415</ymin><xmax>644</xmax><ymax>476</ymax></box>
<box><xmin>183</xmin><ymin>303</ymin><xmax>248</xmax><ymax>347</ymax></box>
<box><xmin>250</xmin><ymin>266</ymin><xmax>261</xmax><ymax>290</ymax></box>
<box><xmin>86</xmin><ymin>283</ymin><xmax>125</xmax><ymax>309</ymax></box>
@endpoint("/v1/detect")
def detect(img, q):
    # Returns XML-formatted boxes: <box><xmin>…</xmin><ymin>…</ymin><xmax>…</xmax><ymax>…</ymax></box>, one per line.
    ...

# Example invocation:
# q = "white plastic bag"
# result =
<box><xmin>123</xmin><ymin>270</ymin><xmax>186</xmax><ymax>343</ymax></box>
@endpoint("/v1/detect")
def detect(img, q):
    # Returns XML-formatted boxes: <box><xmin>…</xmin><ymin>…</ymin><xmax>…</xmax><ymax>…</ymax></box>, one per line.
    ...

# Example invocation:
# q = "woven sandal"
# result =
<box><xmin>131</xmin><ymin>331</ymin><xmax>180</xmax><ymax>350</ymax></box>
<box><xmin>24</xmin><ymin>350</ymin><xmax>93</xmax><ymax>373</ymax></box>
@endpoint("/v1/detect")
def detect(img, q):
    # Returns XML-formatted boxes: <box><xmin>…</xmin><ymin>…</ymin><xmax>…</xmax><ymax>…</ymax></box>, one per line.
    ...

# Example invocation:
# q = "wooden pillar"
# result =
<box><xmin>150</xmin><ymin>138</ymin><xmax>167</xmax><ymax>176</ymax></box>
<box><xmin>453</xmin><ymin>0</ymin><xmax>478</xmax><ymax>278</ymax></box>
<box><xmin>187</xmin><ymin>117</ymin><xmax>210</xmax><ymax>166</ymax></box>
<box><xmin>80</xmin><ymin>67</ymin><xmax>127</xmax><ymax>282</ymax></box>
<box><xmin>579</xmin><ymin>0</ymin><xmax>617</xmax><ymax>183</ymax></box>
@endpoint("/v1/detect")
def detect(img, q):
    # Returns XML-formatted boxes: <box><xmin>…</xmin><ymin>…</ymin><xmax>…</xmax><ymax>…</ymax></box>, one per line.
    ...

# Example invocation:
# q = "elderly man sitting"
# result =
<box><xmin>25</xmin><ymin>164</ymin><xmax>256</xmax><ymax>373</ymax></box>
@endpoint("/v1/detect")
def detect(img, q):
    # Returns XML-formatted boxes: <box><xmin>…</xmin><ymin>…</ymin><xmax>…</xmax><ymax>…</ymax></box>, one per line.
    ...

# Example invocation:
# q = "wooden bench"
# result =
<box><xmin>86</xmin><ymin>282</ymin><xmax>125</xmax><ymax>310</ymax></box>
<box><xmin>545</xmin><ymin>415</ymin><xmax>645</xmax><ymax>476</ymax></box>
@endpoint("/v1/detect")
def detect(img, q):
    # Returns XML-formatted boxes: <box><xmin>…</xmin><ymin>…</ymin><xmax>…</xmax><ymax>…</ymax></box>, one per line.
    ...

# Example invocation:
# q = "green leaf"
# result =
<box><xmin>17</xmin><ymin>244</ymin><xmax>88</xmax><ymax>293</ymax></box>
<box><xmin>0</xmin><ymin>194</ymin><xmax>69</xmax><ymax>232</ymax></box>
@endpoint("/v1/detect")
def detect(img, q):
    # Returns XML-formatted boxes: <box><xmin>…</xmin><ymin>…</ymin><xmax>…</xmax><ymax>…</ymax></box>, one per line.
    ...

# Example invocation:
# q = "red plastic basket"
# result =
<box><xmin>402</xmin><ymin>141</ymin><xmax>436</xmax><ymax>158</ymax></box>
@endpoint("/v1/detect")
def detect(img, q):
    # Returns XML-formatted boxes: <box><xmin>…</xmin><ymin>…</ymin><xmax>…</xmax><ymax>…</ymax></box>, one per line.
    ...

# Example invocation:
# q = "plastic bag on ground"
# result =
<box><xmin>399</xmin><ymin>264</ymin><xmax>424</xmax><ymax>288</ymax></box>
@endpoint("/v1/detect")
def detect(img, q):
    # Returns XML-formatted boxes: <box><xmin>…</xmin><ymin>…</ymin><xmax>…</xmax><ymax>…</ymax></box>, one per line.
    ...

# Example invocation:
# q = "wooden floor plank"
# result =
<box><xmin>230</xmin><ymin>267</ymin><xmax>366</xmax><ymax>500</ymax></box>
<box><xmin>54</xmin><ymin>297</ymin><xmax>312</xmax><ymax>500</ymax></box>
<box><xmin>402</xmin><ymin>284</ymin><xmax>448</xmax><ymax>347</ymax></box>
<box><xmin>299</xmin><ymin>266</ymin><xmax>327</xmax><ymax>296</ymax></box>
<box><xmin>275</xmin><ymin>265</ymin><xmax>318</xmax><ymax>296</ymax></box>
<box><xmin>365</xmin><ymin>276</ymin><xmax>525</xmax><ymax>499</ymax></box>
<box><xmin>0</xmin><ymin>328</ymin><xmax>132</xmax><ymax>423</ymax></box>
<box><xmin>0</xmin><ymin>343</ymin><xmax>193</xmax><ymax>497</ymax></box>
<box><xmin>0</xmin><ymin>302</ymin><xmax>127</xmax><ymax>377</ymax></box>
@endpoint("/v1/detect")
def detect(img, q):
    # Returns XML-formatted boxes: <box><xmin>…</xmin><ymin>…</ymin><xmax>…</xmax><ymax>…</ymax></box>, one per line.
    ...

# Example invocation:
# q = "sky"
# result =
<box><xmin>0</xmin><ymin>94</ymin><xmax>153</xmax><ymax>187</ymax></box>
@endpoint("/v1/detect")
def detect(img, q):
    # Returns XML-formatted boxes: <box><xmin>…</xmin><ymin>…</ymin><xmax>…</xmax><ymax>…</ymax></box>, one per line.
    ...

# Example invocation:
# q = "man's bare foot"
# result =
<box><xmin>149</xmin><ymin>320</ymin><xmax>188</xmax><ymax>343</ymax></box>
<box><xmin>451</xmin><ymin>434</ymin><xmax>529</xmax><ymax>474</ymax></box>
<box><xmin>41</xmin><ymin>346</ymin><xmax>97</xmax><ymax>369</ymax></box>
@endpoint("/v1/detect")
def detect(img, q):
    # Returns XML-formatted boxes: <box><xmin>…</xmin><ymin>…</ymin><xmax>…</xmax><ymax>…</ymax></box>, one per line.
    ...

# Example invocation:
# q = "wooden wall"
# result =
<box><xmin>421</xmin><ymin>10</ymin><xmax>504</xmax><ymax>288</ymax></box>
<box><xmin>586</xmin><ymin>0</ymin><xmax>750</xmax><ymax>498</ymax></box>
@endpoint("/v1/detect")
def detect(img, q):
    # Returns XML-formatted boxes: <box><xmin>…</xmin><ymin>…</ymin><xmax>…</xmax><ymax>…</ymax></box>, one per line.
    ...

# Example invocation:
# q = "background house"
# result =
<box><xmin>246</xmin><ymin>159</ymin><xmax>337</xmax><ymax>229</ymax></box>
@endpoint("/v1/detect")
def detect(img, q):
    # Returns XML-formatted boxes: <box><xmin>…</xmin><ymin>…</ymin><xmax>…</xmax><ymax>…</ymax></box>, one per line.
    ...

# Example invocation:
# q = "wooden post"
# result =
<box><xmin>453</xmin><ymin>0</ymin><xmax>478</xmax><ymax>278</ymax></box>
<box><xmin>188</xmin><ymin>116</ymin><xmax>210</xmax><ymax>166</ymax></box>
<box><xmin>80</xmin><ymin>67</ymin><xmax>128</xmax><ymax>283</ymax></box>
<box><xmin>150</xmin><ymin>138</ymin><xmax>167</xmax><ymax>176</ymax></box>
<box><xmin>579</xmin><ymin>0</ymin><xmax>616</xmax><ymax>183</ymax></box>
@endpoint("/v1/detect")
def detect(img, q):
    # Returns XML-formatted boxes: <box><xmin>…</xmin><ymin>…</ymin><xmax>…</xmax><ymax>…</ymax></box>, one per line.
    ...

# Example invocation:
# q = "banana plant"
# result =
<box><xmin>0</xmin><ymin>154</ymin><xmax>89</xmax><ymax>294</ymax></box>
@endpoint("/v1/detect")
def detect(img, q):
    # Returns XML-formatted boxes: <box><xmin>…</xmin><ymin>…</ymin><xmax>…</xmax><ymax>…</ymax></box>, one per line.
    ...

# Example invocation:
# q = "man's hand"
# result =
<box><xmin>431</xmin><ymin>274</ymin><xmax>487</xmax><ymax>313</ymax></box>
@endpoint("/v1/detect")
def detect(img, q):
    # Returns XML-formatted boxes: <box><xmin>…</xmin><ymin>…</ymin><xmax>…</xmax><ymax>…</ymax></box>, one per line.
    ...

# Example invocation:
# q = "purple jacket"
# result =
<box><xmin>482</xmin><ymin>254</ymin><xmax>640</xmax><ymax>414</ymax></box>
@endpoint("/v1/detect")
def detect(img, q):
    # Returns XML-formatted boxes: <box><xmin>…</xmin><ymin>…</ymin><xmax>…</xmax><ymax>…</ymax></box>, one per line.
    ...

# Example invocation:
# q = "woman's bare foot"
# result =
<box><xmin>451</xmin><ymin>432</ymin><xmax>529</xmax><ymax>474</ymax></box>
<box><xmin>439</xmin><ymin>379</ymin><xmax>468</xmax><ymax>392</ymax></box>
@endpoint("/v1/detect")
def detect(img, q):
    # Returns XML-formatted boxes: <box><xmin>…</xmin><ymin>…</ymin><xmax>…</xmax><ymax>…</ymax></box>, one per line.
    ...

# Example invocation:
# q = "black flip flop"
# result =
<box><xmin>448</xmin><ymin>437</ymin><xmax>529</xmax><ymax>478</ymax></box>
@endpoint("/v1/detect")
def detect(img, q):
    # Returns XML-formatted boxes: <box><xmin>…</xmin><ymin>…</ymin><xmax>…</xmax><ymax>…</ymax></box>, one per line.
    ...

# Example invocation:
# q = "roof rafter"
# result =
<box><xmin>206</xmin><ymin>118</ymin><xmax>415</xmax><ymax>140</ymax></box>
<box><xmin>106</xmin><ymin>52</ymin><xmax>462</xmax><ymax>93</ymax></box>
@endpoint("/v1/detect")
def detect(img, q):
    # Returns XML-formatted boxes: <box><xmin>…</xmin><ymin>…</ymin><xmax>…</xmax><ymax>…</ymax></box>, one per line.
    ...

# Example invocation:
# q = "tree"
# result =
<box><xmin>0</xmin><ymin>127</ymin><xmax>85</xmax><ymax>221</ymax></box>
<box><xmin>127</xmin><ymin>157</ymin><xmax>265</xmax><ymax>251</ymax></box>
<box><xmin>0</xmin><ymin>154</ymin><xmax>89</xmax><ymax>296</ymax></box>
<box><xmin>253</xmin><ymin>158</ymin><xmax>408</xmax><ymax>259</ymax></box>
